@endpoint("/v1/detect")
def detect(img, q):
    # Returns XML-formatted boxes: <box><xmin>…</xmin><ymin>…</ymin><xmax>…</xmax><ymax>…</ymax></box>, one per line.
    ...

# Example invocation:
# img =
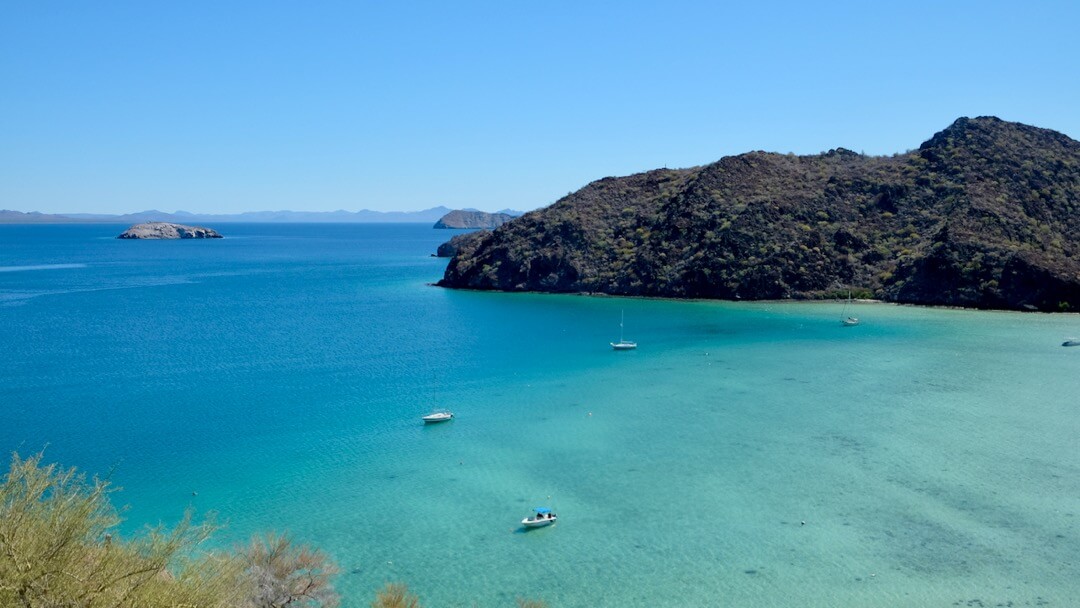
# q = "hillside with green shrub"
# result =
<box><xmin>439</xmin><ymin>117</ymin><xmax>1080</xmax><ymax>311</ymax></box>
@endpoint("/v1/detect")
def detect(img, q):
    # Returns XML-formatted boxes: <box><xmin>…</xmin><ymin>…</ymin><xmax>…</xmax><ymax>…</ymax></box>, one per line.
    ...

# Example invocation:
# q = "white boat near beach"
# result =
<box><xmin>522</xmin><ymin>507</ymin><xmax>557</xmax><ymax>528</ymax></box>
<box><xmin>840</xmin><ymin>291</ymin><xmax>859</xmax><ymax>326</ymax></box>
<box><xmin>421</xmin><ymin>410</ymin><xmax>454</xmax><ymax>423</ymax></box>
<box><xmin>611</xmin><ymin>310</ymin><xmax>637</xmax><ymax>350</ymax></box>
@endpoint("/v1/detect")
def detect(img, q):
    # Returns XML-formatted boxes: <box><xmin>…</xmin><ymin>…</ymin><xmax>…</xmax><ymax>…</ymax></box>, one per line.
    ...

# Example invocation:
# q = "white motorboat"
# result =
<box><xmin>522</xmin><ymin>507</ymin><xmax>557</xmax><ymax>528</ymax></box>
<box><xmin>611</xmin><ymin>310</ymin><xmax>637</xmax><ymax>350</ymax></box>
<box><xmin>421</xmin><ymin>410</ymin><xmax>454</xmax><ymax>423</ymax></box>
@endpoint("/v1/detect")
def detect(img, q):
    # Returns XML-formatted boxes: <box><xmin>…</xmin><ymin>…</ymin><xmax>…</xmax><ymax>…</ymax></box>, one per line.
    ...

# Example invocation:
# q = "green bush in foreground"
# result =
<box><xmin>372</xmin><ymin>582</ymin><xmax>421</xmax><ymax>608</ymax></box>
<box><xmin>0</xmin><ymin>452</ymin><xmax>337</xmax><ymax>608</ymax></box>
<box><xmin>369</xmin><ymin>583</ymin><xmax>548</xmax><ymax>608</ymax></box>
<box><xmin>1</xmin><ymin>452</ymin><xmax>546</xmax><ymax>607</ymax></box>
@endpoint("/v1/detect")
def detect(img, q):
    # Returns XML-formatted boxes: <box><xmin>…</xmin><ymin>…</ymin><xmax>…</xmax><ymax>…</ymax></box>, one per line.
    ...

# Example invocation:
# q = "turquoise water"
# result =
<box><xmin>2</xmin><ymin>223</ymin><xmax>1079</xmax><ymax>607</ymax></box>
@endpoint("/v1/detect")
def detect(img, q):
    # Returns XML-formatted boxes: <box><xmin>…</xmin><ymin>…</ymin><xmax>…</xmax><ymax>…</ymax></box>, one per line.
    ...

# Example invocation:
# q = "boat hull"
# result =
<box><xmin>522</xmin><ymin>517</ymin><xmax>556</xmax><ymax>528</ymax></box>
<box><xmin>422</xmin><ymin>413</ymin><xmax>453</xmax><ymax>423</ymax></box>
<box><xmin>611</xmin><ymin>342</ymin><xmax>637</xmax><ymax>350</ymax></box>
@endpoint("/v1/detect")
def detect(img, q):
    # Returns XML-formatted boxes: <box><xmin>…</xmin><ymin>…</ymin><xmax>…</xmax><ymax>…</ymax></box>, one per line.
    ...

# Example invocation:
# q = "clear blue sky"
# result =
<box><xmin>2</xmin><ymin>1</ymin><xmax>1078</xmax><ymax>215</ymax></box>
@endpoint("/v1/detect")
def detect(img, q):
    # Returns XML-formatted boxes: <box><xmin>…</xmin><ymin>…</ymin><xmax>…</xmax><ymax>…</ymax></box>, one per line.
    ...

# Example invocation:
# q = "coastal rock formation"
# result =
<box><xmin>439</xmin><ymin>117</ymin><xmax>1080</xmax><ymax>312</ymax></box>
<box><xmin>117</xmin><ymin>222</ymin><xmax>223</xmax><ymax>239</ymax></box>
<box><xmin>434</xmin><ymin>210</ymin><xmax>515</xmax><ymax>229</ymax></box>
<box><xmin>436</xmin><ymin>231</ymin><xmax>488</xmax><ymax>257</ymax></box>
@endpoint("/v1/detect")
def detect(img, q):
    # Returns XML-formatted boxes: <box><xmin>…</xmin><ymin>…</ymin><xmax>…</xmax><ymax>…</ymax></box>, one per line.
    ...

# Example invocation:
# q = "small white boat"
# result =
<box><xmin>522</xmin><ymin>507</ymin><xmax>557</xmax><ymax>528</ymax></box>
<box><xmin>421</xmin><ymin>410</ymin><xmax>454</xmax><ymax>423</ymax></box>
<box><xmin>840</xmin><ymin>290</ymin><xmax>859</xmax><ymax>326</ymax></box>
<box><xmin>1063</xmin><ymin>338</ymin><xmax>1080</xmax><ymax>347</ymax></box>
<box><xmin>611</xmin><ymin>310</ymin><xmax>637</xmax><ymax>350</ymax></box>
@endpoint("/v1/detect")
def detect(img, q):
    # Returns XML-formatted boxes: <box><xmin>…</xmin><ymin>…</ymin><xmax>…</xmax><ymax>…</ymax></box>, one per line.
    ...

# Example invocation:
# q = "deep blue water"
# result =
<box><xmin>2</xmin><ymin>223</ymin><xmax>1079</xmax><ymax>607</ymax></box>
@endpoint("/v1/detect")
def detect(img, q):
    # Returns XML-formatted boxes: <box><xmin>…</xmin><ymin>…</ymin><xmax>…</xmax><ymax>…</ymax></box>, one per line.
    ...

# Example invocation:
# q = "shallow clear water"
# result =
<box><xmin>2</xmin><ymin>223</ymin><xmax>1078</xmax><ymax>607</ymax></box>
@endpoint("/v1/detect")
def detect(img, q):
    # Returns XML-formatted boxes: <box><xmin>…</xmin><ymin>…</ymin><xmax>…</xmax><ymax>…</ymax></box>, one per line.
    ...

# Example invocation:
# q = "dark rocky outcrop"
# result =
<box><xmin>439</xmin><ymin>117</ymin><xmax>1080</xmax><ymax>312</ymax></box>
<box><xmin>434</xmin><ymin>210</ymin><xmax>516</xmax><ymax>229</ymax></box>
<box><xmin>436</xmin><ymin>231</ymin><xmax>488</xmax><ymax>257</ymax></box>
<box><xmin>117</xmin><ymin>222</ymin><xmax>223</xmax><ymax>239</ymax></box>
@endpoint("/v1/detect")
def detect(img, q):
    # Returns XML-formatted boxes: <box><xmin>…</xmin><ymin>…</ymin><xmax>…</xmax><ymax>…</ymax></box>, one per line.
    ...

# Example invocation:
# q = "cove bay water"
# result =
<box><xmin>2</xmin><ymin>223</ymin><xmax>1078</xmax><ymax>607</ymax></box>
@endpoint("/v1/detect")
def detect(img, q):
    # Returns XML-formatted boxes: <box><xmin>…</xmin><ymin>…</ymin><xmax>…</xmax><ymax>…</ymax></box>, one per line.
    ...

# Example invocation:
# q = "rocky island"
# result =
<box><xmin>117</xmin><ymin>222</ymin><xmax>223</xmax><ymax>239</ymax></box>
<box><xmin>434</xmin><ymin>209</ymin><xmax>516</xmax><ymax>229</ymax></box>
<box><xmin>438</xmin><ymin>117</ymin><xmax>1080</xmax><ymax>312</ymax></box>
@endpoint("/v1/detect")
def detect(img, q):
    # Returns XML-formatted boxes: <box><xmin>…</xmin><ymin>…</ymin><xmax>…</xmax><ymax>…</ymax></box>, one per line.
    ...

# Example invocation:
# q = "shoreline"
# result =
<box><xmin>429</xmin><ymin>283</ymin><xmax>1080</xmax><ymax>316</ymax></box>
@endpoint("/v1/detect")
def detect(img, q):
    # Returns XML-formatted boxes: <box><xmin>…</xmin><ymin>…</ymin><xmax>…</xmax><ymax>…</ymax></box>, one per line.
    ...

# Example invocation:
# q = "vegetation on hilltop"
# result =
<box><xmin>440</xmin><ymin>117</ymin><xmax>1080</xmax><ymax>311</ymax></box>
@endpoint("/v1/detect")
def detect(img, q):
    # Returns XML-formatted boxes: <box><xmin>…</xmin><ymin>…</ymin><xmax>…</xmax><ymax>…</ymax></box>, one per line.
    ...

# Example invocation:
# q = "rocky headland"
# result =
<box><xmin>434</xmin><ymin>210</ymin><xmax>516</xmax><ymax>229</ymax></box>
<box><xmin>438</xmin><ymin>117</ymin><xmax>1080</xmax><ymax>312</ymax></box>
<box><xmin>117</xmin><ymin>222</ymin><xmax>223</xmax><ymax>239</ymax></box>
<box><xmin>435</xmin><ymin>232</ymin><xmax>487</xmax><ymax>257</ymax></box>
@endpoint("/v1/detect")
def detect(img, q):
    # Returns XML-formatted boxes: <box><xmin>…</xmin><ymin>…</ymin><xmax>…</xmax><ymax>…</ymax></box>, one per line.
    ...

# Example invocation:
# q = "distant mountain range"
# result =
<box><xmin>0</xmin><ymin>207</ymin><xmax>526</xmax><ymax>224</ymax></box>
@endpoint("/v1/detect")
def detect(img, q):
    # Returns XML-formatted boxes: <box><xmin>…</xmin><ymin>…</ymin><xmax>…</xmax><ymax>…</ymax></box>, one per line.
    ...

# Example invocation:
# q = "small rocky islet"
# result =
<box><xmin>433</xmin><ymin>209</ymin><xmax>515</xmax><ymax>229</ymax></box>
<box><xmin>117</xmin><ymin>222</ymin><xmax>223</xmax><ymax>239</ymax></box>
<box><xmin>438</xmin><ymin>116</ymin><xmax>1080</xmax><ymax>313</ymax></box>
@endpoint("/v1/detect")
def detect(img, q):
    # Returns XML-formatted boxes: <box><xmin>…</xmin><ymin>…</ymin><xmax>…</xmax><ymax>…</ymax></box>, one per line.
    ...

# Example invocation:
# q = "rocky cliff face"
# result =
<box><xmin>434</xmin><ymin>210</ymin><xmax>515</xmax><ymax>229</ymax></box>
<box><xmin>117</xmin><ymin>222</ymin><xmax>223</xmax><ymax>239</ymax></box>
<box><xmin>439</xmin><ymin>117</ymin><xmax>1080</xmax><ymax>312</ymax></box>
<box><xmin>436</xmin><ymin>231</ymin><xmax>486</xmax><ymax>257</ymax></box>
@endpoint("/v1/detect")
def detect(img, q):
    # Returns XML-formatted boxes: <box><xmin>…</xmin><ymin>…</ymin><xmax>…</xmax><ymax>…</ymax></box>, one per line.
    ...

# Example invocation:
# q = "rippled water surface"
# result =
<box><xmin>2</xmin><ymin>223</ymin><xmax>1078</xmax><ymax>607</ymax></box>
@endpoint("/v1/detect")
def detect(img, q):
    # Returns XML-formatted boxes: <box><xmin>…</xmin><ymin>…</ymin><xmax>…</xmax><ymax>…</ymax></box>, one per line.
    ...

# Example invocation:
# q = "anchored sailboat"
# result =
<box><xmin>841</xmin><ymin>291</ymin><xmax>859</xmax><ymax>326</ymax></box>
<box><xmin>611</xmin><ymin>310</ymin><xmax>638</xmax><ymax>350</ymax></box>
